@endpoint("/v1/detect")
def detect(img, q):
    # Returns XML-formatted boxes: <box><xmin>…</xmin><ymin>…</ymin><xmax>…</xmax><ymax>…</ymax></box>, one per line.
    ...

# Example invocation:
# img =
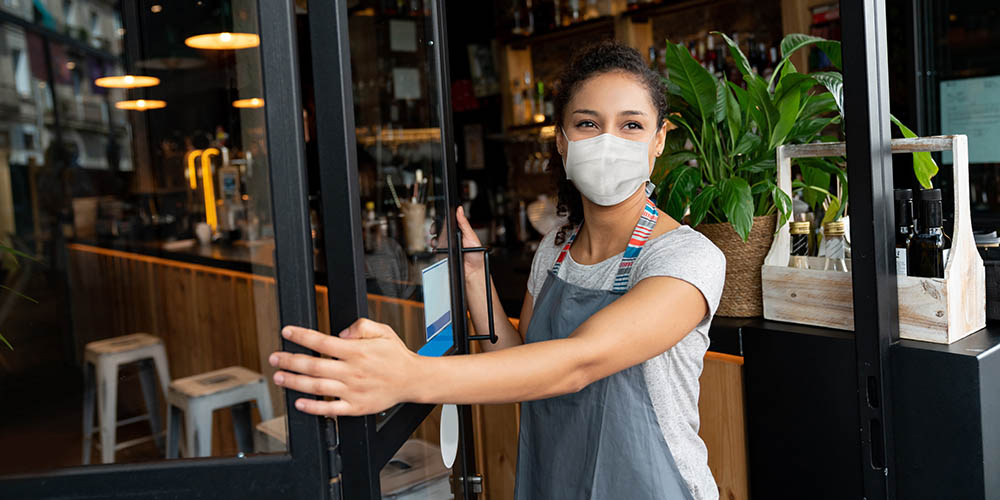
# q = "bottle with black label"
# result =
<box><xmin>894</xmin><ymin>189</ymin><xmax>914</xmax><ymax>276</ymax></box>
<box><xmin>909</xmin><ymin>188</ymin><xmax>945</xmax><ymax>278</ymax></box>
<box><xmin>789</xmin><ymin>221</ymin><xmax>811</xmax><ymax>269</ymax></box>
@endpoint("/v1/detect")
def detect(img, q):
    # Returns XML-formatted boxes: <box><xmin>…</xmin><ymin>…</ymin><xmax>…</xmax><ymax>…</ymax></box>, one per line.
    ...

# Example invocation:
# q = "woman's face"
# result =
<box><xmin>556</xmin><ymin>71</ymin><xmax>667</xmax><ymax>175</ymax></box>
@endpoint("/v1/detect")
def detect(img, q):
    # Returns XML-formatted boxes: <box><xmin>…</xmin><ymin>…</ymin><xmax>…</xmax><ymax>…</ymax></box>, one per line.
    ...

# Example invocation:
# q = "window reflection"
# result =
<box><xmin>0</xmin><ymin>0</ymin><xmax>288</xmax><ymax>475</ymax></box>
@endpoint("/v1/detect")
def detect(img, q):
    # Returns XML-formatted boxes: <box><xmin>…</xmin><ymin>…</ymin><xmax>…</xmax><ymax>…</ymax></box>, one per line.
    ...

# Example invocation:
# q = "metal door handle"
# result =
<box><xmin>437</xmin><ymin>230</ymin><xmax>498</xmax><ymax>347</ymax></box>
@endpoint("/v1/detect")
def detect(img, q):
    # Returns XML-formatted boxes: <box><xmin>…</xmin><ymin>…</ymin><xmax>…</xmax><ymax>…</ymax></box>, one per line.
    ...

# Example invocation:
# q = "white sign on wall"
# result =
<box><xmin>939</xmin><ymin>75</ymin><xmax>1000</xmax><ymax>164</ymax></box>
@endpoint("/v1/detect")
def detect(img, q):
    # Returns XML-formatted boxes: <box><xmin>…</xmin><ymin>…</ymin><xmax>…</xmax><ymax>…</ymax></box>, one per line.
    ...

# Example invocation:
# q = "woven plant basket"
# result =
<box><xmin>695</xmin><ymin>215</ymin><xmax>776</xmax><ymax>317</ymax></box>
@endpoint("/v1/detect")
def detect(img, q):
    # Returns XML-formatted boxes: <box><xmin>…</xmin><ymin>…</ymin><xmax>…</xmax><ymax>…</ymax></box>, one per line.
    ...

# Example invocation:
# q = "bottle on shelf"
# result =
<box><xmin>821</xmin><ymin>220</ymin><xmax>849</xmax><ymax>272</ymax></box>
<box><xmin>789</xmin><ymin>221</ymin><xmax>811</xmax><ymax>269</ymax></box>
<box><xmin>522</xmin><ymin>71</ymin><xmax>535</xmax><ymax>124</ymax></box>
<box><xmin>909</xmin><ymin>188</ymin><xmax>946</xmax><ymax>278</ymax></box>
<box><xmin>584</xmin><ymin>0</ymin><xmax>599</xmax><ymax>20</ymax></box>
<box><xmin>894</xmin><ymin>188</ymin><xmax>914</xmax><ymax>276</ymax></box>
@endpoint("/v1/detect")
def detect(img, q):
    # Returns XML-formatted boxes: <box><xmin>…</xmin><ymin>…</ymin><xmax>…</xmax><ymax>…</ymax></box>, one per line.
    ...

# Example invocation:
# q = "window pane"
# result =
<box><xmin>0</xmin><ymin>0</ymin><xmax>294</xmax><ymax>475</ymax></box>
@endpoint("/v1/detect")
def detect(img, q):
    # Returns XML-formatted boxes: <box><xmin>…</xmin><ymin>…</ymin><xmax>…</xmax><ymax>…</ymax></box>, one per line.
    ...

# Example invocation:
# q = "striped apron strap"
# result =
<box><xmin>551</xmin><ymin>197</ymin><xmax>659</xmax><ymax>291</ymax></box>
<box><xmin>612</xmin><ymin>198</ymin><xmax>659</xmax><ymax>293</ymax></box>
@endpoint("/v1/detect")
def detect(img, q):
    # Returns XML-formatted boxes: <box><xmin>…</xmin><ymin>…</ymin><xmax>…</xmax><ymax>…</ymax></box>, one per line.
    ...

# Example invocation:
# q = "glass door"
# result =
<box><xmin>304</xmin><ymin>0</ymin><xmax>478</xmax><ymax>498</ymax></box>
<box><xmin>0</xmin><ymin>0</ymin><xmax>331</xmax><ymax>498</ymax></box>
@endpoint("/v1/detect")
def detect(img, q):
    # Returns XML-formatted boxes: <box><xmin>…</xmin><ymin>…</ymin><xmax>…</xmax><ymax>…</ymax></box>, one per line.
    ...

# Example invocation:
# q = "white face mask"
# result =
<box><xmin>562</xmin><ymin>130</ymin><xmax>652</xmax><ymax>206</ymax></box>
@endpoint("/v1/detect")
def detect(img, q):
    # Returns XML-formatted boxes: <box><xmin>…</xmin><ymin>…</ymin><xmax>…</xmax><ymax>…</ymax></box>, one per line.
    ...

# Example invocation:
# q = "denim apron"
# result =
<box><xmin>514</xmin><ymin>197</ymin><xmax>694</xmax><ymax>500</ymax></box>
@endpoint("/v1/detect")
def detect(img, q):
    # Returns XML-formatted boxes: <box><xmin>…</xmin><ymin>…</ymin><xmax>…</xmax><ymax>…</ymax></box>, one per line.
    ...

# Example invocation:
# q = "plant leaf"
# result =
<box><xmin>815</xmin><ymin>41</ymin><xmax>843</xmax><ymax>70</ymax></box>
<box><xmin>0</xmin><ymin>245</ymin><xmax>37</xmax><ymax>262</ymax></box>
<box><xmin>799</xmin><ymin>161</ymin><xmax>832</xmax><ymax>210</ymax></box>
<box><xmin>725</xmin><ymin>78</ymin><xmax>742</xmax><ymax>141</ymax></box>
<box><xmin>734</xmin><ymin>132</ymin><xmax>762</xmax><ymax>156</ymax></box>
<box><xmin>746</xmin><ymin>78</ymin><xmax>779</xmax><ymax>141</ymax></box>
<box><xmin>770</xmin><ymin>86</ymin><xmax>802</xmax><ymax>149</ymax></box>
<box><xmin>664</xmin><ymin>127</ymin><xmax>687</xmax><ymax>153</ymax></box>
<box><xmin>772</xmin><ymin>184</ymin><xmax>793</xmax><ymax>227</ymax></box>
<box><xmin>720</xmin><ymin>177</ymin><xmax>755</xmax><ymax>241</ymax></box>
<box><xmin>788</xmin><ymin>116</ymin><xmax>840</xmax><ymax>143</ymax></box>
<box><xmin>665</xmin><ymin>41</ymin><xmax>718</xmax><ymax>123</ymax></box>
<box><xmin>0</xmin><ymin>285</ymin><xmax>37</xmax><ymax>303</ymax></box>
<box><xmin>812</xmin><ymin>71</ymin><xmax>844</xmax><ymax>117</ymax></box>
<box><xmin>822</xmin><ymin>196</ymin><xmax>843</xmax><ymax>226</ymax></box>
<box><xmin>715</xmin><ymin>78</ymin><xmax>728</xmax><ymax>124</ymax></box>
<box><xmin>715</xmin><ymin>32</ymin><xmax>753</xmax><ymax>82</ymax></box>
<box><xmin>890</xmin><ymin>115</ymin><xmax>939</xmax><ymax>189</ymax></box>
<box><xmin>689</xmin><ymin>186</ymin><xmax>720</xmax><ymax>227</ymax></box>
<box><xmin>659</xmin><ymin>165</ymin><xmax>702</xmax><ymax>222</ymax></box>
<box><xmin>737</xmin><ymin>157</ymin><xmax>776</xmax><ymax>174</ymax></box>
<box><xmin>0</xmin><ymin>332</ymin><xmax>11</xmax><ymax>350</ymax></box>
<box><xmin>799</xmin><ymin>93</ymin><xmax>839</xmax><ymax>120</ymax></box>
<box><xmin>652</xmin><ymin>150</ymin><xmax>699</xmax><ymax>185</ymax></box>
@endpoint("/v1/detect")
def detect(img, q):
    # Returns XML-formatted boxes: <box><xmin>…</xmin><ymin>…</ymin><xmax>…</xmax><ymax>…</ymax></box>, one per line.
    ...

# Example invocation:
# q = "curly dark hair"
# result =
<box><xmin>551</xmin><ymin>40</ymin><xmax>669</xmax><ymax>245</ymax></box>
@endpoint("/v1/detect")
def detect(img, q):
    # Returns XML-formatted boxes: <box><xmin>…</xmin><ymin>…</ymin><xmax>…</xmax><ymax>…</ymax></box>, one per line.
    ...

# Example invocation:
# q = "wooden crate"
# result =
<box><xmin>761</xmin><ymin>135</ymin><xmax>986</xmax><ymax>344</ymax></box>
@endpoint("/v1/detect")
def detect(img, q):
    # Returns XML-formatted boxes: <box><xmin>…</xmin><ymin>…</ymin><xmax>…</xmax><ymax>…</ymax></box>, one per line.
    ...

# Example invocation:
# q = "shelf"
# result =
<box><xmin>503</xmin><ymin>17</ymin><xmax>615</xmax><ymax>49</ymax></box>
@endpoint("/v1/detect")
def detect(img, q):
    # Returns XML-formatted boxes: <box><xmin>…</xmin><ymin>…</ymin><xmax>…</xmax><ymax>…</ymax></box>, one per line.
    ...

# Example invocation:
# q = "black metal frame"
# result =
<box><xmin>0</xmin><ymin>0</ymin><xmax>332</xmax><ymax>498</ymax></box>
<box><xmin>308</xmin><ymin>0</ymin><xmax>477</xmax><ymax>497</ymax></box>
<box><xmin>842</xmin><ymin>1</ymin><xmax>897</xmax><ymax>498</ymax></box>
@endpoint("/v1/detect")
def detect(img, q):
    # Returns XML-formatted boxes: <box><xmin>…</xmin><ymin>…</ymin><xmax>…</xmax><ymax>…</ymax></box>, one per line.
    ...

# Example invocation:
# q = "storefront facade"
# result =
<box><xmin>0</xmin><ymin>0</ymin><xmax>997</xmax><ymax>499</ymax></box>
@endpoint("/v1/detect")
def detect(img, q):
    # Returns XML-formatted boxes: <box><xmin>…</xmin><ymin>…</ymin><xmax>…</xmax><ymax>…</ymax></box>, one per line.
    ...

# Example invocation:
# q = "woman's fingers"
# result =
<box><xmin>456</xmin><ymin>206</ymin><xmax>482</xmax><ymax>246</ymax></box>
<box><xmin>273</xmin><ymin>370</ymin><xmax>348</xmax><ymax>398</ymax></box>
<box><xmin>269</xmin><ymin>351</ymin><xmax>348</xmax><ymax>379</ymax></box>
<box><xmin>293</xmin><ymin>398</ymin><xmax>356</xmax><ymax>417</ymax></box>
<box><xmin>281</xmin><ymin>325</ymin><xmax>358</xmax><ymax>358</ymax></box>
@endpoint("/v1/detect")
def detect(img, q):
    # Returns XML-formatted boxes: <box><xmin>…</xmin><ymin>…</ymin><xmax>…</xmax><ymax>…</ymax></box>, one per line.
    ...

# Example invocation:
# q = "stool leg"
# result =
<box><xmin>150</xmin><ymin>345</ymin><xmax>170</xmax><ymax>397</ymax></box>
<box><xmin>138</xmin><ymin>358</ymin><xmax>165</xmax><ymax>451</ymax></box>
<box><xmin>96</xmin><ymin>359</ymin><xmax>118</xmax><ymax>464</ymax></box>
<box><xmin>254</xmin><ymin>385</ymin><xmax>274</xmax><ymax>422</ymax></box>
<box><xmin>186</xmin><ymin>402</ymin><xmax>214</xmax><ymax>458</ymax></box>
<box><xmin>166</xmin><ymin>404</ymin><xmax>182</xmax><ymax>459</ymax></box>
<box><xmin>231</xmin><ymin>402</ymin><xmax>253</xmax><ymax>455</ymax></box>
<box><xmin>81</xmin><ymin>362</ymin><xmax>96</xmax><ymax>465</ymax></box>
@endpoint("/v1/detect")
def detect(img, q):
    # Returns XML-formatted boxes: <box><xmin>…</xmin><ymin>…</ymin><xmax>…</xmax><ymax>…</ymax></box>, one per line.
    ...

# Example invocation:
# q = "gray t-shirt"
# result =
<box><xmin>527</xmin><ymin>224</ymin><xmax>726</xmax><ymax>500</ymax></box>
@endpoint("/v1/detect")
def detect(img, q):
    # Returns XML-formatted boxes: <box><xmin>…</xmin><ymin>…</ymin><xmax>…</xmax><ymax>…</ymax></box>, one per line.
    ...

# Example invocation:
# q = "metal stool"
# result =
<box><xmin>82</xmin><ymin>333</ymin><xmax>170</xmax><ymax>464</ymax></box>
<box><xmin>165</xmin><ymin>366</ymin><xmax>273</xmax><ymax>458</ymax></box>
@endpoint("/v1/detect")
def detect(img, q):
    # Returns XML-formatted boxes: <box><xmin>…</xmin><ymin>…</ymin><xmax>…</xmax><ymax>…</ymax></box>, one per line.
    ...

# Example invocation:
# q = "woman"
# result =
<box><xmin>269</xmin><ymin>41</ymin><xmax>726</xmax><ymax>500</ymax></box>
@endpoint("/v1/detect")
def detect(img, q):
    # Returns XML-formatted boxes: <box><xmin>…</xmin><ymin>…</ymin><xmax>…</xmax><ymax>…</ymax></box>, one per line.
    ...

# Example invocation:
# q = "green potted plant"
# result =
<box><xmin>656</xmin><ymin>33</ymin><xmax>939</xmax><ymax>317</ymax></box>
<box><xmin>654</xmin><ymin>33</ymin><xmax>845</xmax><ymax>316</ymax></box>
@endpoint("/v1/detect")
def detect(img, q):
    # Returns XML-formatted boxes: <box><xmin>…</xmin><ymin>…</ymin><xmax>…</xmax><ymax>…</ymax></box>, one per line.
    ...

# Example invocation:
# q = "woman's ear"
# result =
<box><xmin>654</xmin><ymin>121</ymin><xmax>668</xmax><ymax>157</ymax></box>
<box><xmin>556</xmin><ymin>126</ymin><xmax>567</xmax><ymax>157</ymax></box>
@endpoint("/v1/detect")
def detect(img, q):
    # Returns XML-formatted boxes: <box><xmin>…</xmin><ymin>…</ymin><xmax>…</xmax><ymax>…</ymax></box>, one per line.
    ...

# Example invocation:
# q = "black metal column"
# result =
<box><xmin>306</xmin><ymin>1</ymin><xmax>379</xmax><ymax>498</ymax></box>
<box><xmin>841</xmin><ymin>0</ymin><xmax>897</xmax><ymax>498</ymax></box>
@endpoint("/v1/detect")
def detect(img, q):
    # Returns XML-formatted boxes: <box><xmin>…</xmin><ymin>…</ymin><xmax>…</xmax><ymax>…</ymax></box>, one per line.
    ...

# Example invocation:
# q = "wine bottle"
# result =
<box><xmin>909</xmin><ymin>188</ymin><xmax>945</xmax><ymax>278</ymax></box>
<box><xmin>894</xmin><ymin>188</ymin><xmax>914</xmax><ymax>276</ymax></box>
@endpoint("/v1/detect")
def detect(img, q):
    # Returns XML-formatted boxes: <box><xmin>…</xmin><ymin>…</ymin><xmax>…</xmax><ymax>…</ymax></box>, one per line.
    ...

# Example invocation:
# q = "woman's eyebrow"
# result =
<box><xmin>619</xmin><ymin>110</ymin><xmax>648</xmax><ymax>117</ymax></box>
<box><xmin>572</xmin><ymin>109</ymin><xmax>600</xmax><ymax>116</ymax></box>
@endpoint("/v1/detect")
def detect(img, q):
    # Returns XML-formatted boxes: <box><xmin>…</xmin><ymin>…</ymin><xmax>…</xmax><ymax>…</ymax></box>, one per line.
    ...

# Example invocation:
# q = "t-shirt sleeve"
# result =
<box><xmin>527</xmin><ymin>229</ymin><xmax>562</xmax><ymax>299</ymax></box>
<box><xmin>633</xmin><ymin>229</ymin><xmax>726</xmax><ymax>318</ymax></box>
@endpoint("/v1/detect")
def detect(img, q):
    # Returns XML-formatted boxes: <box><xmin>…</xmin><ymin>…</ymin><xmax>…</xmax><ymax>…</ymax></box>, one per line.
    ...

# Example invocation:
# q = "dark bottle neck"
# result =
<box><xmin>918</xmin><ymin>199</ymin><xmax>943</xmax><ymax>233</ymax></box>
<box><xmin>895</xmin><ymin>199</ymin><xmax>913</xmax><ymax>227</ymax></box>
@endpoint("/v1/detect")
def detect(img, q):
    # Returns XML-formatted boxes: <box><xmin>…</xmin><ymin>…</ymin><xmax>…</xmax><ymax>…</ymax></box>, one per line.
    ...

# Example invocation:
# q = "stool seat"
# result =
<box><xmin>166</xmin><ymin>366</ymin><xmax>273</xmax><ymax>458</ymax></box>
<box><xmin>169</xmin><ymin>366</ymin><xmax>264</xmax><ymax>399</ymax></box>
<box><xmin>86</xmin><ymin>333</ymin><xmax>162</xmax><ymax>355</ymax></box>
<box><xmin>82</xmin><ymin>333</ymin><xmax>170</xmax><ymax>464</ymax></box>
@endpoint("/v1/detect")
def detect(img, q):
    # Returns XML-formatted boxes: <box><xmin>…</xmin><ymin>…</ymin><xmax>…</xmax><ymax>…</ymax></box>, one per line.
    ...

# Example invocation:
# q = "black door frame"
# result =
<box><xmin>842</xmin><ymin>0</ymin><xmax>898</xmax><ymax>498</ymax></box>
<box><xmin>306</xmin><ymin>0</ymin><xmax>475</xmax><ymax>498</ymax></box>
<box><xmin>0</xmin><ymin>0</ymin><xmax>333</xmax><ymax>498</ymax></box>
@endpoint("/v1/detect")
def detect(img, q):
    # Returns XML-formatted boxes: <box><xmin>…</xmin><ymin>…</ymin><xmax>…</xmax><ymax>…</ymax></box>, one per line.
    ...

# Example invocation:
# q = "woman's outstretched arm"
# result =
<box><xmin>269</xmin><ymin>274</ymin><xmax>706</xmax><ymax>416</ymax></box>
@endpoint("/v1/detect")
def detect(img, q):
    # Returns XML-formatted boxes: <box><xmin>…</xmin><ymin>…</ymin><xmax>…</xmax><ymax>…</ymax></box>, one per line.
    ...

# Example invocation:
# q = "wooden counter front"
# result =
<box><xmin>67</xmin><ymin>243</ymin><xmax>748</xmax><ymax>498</ymax></box>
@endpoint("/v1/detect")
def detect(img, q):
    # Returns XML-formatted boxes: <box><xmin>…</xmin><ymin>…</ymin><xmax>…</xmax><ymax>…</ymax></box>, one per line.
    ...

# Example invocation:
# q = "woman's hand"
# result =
<box><xmin>455</xmin><ymin>206</ymin><xmax>485</xmax><ymax>279</ymax></box>
<box><xmin>269</xmin><ymin>319</ymin><xmax>421</xmax><ymax>417</ymax></box>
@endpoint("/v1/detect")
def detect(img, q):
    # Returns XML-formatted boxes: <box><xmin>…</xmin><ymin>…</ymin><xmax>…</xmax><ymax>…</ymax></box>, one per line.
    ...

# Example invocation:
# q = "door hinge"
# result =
<box><xmin>451</xmin><ymin>474</ymin><xmax>484</xmax><ymax>497</ymax></box>
<box><xmin>325</xmin><ymin>418</ymin><xmax>342</xmax><ymax>499</ymax></box>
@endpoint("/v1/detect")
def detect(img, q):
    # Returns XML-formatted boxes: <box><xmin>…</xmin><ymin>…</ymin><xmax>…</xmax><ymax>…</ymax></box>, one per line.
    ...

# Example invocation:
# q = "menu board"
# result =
<box><xmin>939</xmin><ymin>75</ymin><xmax>1000</xmax><ymax>164</ymax></box>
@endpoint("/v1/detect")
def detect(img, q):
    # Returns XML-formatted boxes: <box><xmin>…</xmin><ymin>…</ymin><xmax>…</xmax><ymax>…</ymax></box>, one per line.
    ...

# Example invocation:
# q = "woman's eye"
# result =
<box><xmin>575</xmin><ymin>121</ymin><xmax>596</xmax><ymax>128</ymax></box>
<box><xmin>624</xmin><ymin>122</ymin><xmax>644</xmax><ymax>130</ymax></box>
